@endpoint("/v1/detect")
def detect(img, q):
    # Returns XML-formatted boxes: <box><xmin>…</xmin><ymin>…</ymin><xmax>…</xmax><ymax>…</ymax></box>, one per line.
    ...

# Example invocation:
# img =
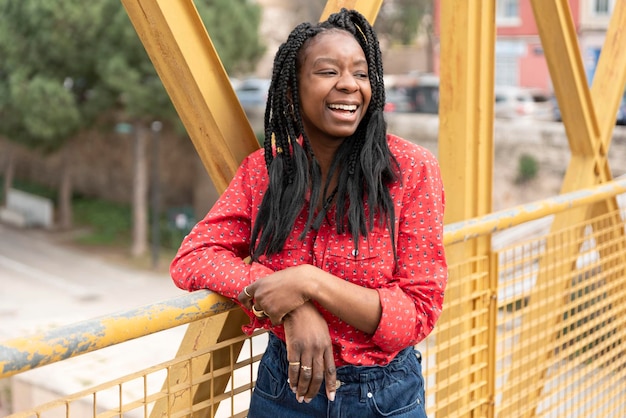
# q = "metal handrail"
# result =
<box><xmin>0</xmin><ymin>291</ymin><xmax>235</xmax><ymax>378</ymax></box>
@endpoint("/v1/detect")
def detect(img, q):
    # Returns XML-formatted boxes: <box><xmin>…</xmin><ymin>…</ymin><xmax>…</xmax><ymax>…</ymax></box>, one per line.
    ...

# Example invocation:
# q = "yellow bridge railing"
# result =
<box><xmin>3</xmin><ymin>177</ymin><xmax>625</xmax><ymax>418</ymax></box>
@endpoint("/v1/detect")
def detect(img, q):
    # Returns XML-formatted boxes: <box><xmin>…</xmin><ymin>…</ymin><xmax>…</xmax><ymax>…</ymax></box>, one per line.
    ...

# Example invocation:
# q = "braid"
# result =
<box><xmin>250</xmin><ymin>9</ymin><xmax>400</xmax><ymax>262</ymax></box>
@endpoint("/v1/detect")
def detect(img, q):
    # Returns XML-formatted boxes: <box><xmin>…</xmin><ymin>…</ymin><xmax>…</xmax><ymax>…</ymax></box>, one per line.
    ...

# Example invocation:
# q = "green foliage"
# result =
<box><xmin>0</xmin><ymin>0</ymin><xmax>116</xmax><ymax>151</ymax></box>
<box><xmin>516</xmin><ymin>153</ymin><xmax>539</xmax><ymax>184</ymax></box>
<box><xmin>198</xmin><ymin>0</ymin><xmax>266</xmax><ymax>75</ymax></box>
<box><xmin>11</xmin><ymin>75</ymin><xmax>81</xmax><ymax>144</ymax></box>
<box><xmin>73</xmin><ymin>197</ymin><xmax>132</xmax><ymax>246</ymax></box>
<box><xmin>0</xmin><ymin>0</ymin><xmax>266</xmax><ymax>150</ymax></box>
<box><xmin>374</xmin><ymin>0</ymin><xmax>432</xmax><ymax>45</ymax></box>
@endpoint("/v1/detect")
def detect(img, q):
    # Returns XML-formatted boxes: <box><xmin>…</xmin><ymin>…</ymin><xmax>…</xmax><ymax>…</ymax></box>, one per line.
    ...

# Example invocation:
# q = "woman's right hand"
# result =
<box><xmin>283</xmin><ymin>302</ymin><xmax>337</xmax><ymax>404</ymax></box>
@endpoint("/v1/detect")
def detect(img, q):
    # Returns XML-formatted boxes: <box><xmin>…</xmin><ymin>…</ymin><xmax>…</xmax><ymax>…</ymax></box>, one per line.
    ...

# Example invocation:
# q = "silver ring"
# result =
<box><xmin>244</xmin><ymin>286</ymin><xmax>252</xmax><ymax>298</ymax></box>
<box><xmin>252</xmin><ymin>304</ymin><xmax>266</xmax><ymax>318</ymax></box>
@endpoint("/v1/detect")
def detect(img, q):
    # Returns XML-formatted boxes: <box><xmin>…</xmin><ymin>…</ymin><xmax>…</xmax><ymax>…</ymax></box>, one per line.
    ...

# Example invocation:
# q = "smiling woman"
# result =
<box><xmin>171</xmin><ymin>8</ymin><xmax>447</xmax><ymax>418</ymax></box>
<box><xmin>297</xmin><ymin>30</ymin><xmax>372</xmax><ymax>149</ymax></box>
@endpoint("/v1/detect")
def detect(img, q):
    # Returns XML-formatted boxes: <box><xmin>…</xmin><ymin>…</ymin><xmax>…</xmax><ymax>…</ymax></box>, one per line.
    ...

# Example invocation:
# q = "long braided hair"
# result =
<box><xmin>250</xmin><ymin>8</ymin><xmax>400</xmax><ymax>260</ymax></box>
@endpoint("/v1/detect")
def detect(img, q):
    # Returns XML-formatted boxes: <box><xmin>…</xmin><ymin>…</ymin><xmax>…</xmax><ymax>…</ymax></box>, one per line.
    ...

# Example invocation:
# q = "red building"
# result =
<box><xmin>432</xmin><ymin>0</ymin><xmax>614</xmax><ymax>91</ymax></box>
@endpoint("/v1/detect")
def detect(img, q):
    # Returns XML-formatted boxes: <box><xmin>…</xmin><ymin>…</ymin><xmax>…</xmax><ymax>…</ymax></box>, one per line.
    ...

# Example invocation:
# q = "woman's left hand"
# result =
<box><xmin>237</xmin><ymin>265</ymin><xmax>313</xmax><ymax>324</ymax></box>
<box><xmin>283</xmin><ymin>302</ymin><xmax>337</xmax><ymax>403</ymax></box>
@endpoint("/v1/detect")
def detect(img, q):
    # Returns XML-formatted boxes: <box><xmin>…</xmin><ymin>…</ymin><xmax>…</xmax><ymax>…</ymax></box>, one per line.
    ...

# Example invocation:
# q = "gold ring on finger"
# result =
<box><xmin>251</xmin><ymin>304</ymin><xmax>266</xmax><ymax>318</ymax></box>
<box><xmin>300</xmin><ymin>365</ymin><xmax>312</xmax><ymax>371</ymax></box>
<box><xmin>288</xmin><ymin>361</ymin><xmax>300</xmax><ymax>367</ymax></box>
<box><xmin>244</xmin><ymin>286</ymin><xmax>252</xmax><ymax>298</ymax></box>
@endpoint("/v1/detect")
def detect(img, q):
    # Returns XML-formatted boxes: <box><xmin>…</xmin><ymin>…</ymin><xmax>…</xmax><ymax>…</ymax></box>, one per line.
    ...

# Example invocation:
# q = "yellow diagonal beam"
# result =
<box><xmin>120</xmin><ymin>0</ymin><xmax>259</xmax><ymax>194</ymax></box>
<box><xmin>590</xmin><ymin>2</ymin><xmax>626</xmax><ymax>150</ymax></box>
<box><xmin>119</xmin><ymin>2</ymin><xmax>258</xmax><ymax>415</ymax></box>
<box><xmin>502</xmin><ymin>1</ymin><xmax>626</xmax><ymax>416</ymax></box>
<box><xmin>320</xmin><ymin>0</ymin><xmax>382</xmax><ymax>23</ymax></box>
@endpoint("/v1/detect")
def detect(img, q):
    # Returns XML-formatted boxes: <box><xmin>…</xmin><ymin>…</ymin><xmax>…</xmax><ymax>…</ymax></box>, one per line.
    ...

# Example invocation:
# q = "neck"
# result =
<box><xmin>310</xmin><ymin>139</ymin><xmax>343</xmax><ymax>178</ymax></box>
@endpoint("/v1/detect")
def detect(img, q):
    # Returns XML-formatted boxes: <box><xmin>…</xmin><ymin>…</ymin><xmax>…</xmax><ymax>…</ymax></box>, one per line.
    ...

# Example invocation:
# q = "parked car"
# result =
<box><xmin>551</xmin><ymin>95</ymin><xmax>561</xmax><ymax>122</ymax></box>
<box><xmin>405</xmin><ymin>74</ymin><xmax>440</xmax><ymax>114</ymax></box>
<box><xmin>494</xmin><ymin>86</ymin><xmax>553</xmax><ymax>121</ymax></box>
<box><xmin>235</xmin><ymin>78</ymin><xmax>270</xmax><ymax>116</ymax></box>
<box><xmin>384</xmin><ymin>87</ymin><xmax>413</xmax><ymax>113</ymax></box>
<box><xmin>617</xmin><ymin>91</ymin><xmax>626</xmax><ymax>125</ymax></box>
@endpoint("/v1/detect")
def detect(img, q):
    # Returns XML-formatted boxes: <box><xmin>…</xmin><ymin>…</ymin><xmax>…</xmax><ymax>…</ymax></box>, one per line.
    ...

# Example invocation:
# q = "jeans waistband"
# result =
<box><xmin>266</xmin><ymin>332</ymin><xmax>419</xmax><ymax>384</ymax></box>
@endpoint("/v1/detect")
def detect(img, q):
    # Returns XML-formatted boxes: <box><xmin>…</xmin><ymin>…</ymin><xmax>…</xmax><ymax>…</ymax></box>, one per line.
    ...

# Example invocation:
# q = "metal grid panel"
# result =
<box><xmin>420</xmin><ymin>256</ymin><xmax>492</xmax><ymax>418</ymax></box>
<box><xmin>493</xmin><ymin>208</ymin><xmax>626</xmax><ymax>418</ymax></box>
<box><xmin>7</xmin><ymin>331</ymin><xmax>268</xmax><ymax>418</ymax></box>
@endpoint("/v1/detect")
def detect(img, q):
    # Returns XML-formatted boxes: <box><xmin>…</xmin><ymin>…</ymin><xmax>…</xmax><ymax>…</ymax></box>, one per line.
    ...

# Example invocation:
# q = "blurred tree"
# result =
<box><xmin>375</xmin><ymin>0</ymin><xmax>433</xmax><ymax>46</ymax></box>
<box><xmin>200</xmin><ymin>0</ymin><xmax>266</xmax><ymax>76</ymax></box>
<box><xmin>0</xmin><ymin>0</ymin><xmax>264</xmax><ymax>257</ymax></box>
<box><xmin>0</xmin><ymin>0</ymin><xmax>117</xmax><ymax>228</ymax></box>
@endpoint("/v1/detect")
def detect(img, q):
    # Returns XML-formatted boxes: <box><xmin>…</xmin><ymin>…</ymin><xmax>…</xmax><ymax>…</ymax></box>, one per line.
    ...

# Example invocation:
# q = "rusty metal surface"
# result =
<box><xmin>0</xmin><ymin>291</ymin><xmax>234</xmax><ymax>378</ymax></box>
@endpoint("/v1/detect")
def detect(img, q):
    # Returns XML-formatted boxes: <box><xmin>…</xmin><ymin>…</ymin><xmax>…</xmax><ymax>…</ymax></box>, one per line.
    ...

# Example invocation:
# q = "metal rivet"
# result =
<box><xmin>351</xmin><ymin>249</ymin><xmax>359</xmax><ymax>257</ymax></box>
<box><xmin>367</xmin><ymin>392</ymin><xmax>373</xmax><ymax>398</ymax></box>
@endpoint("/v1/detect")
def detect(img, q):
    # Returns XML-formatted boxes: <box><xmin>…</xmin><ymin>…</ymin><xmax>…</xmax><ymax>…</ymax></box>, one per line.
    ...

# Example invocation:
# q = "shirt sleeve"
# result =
<box><xmin>169</xmin><ymin>153</ymin><xmax>275</xmax><ymax>332</ymax></box>
<box><xmin>371</xmin><ymin>146</ymin><xmax>447</xmax><ymax>352</ymax></box>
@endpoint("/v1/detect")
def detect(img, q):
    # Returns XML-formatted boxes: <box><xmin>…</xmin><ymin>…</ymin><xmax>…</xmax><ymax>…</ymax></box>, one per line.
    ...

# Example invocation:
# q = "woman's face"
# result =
<box><xmin>297</xmin><ymin>30</ymin><xmax>371</xmax><ymax>147</ymax></box>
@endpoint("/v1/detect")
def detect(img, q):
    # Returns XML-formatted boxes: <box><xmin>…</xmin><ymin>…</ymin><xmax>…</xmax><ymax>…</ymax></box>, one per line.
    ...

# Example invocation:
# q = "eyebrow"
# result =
<box><xmin>313</xmin><ymin>57</ymin><xmax>368</xmax><ymax>67</ymax></box>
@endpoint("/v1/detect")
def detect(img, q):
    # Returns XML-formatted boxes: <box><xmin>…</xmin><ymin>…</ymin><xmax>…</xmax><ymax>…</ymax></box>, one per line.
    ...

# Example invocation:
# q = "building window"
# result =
<box><xmin>593</xmin><ymin>0</ymin><xmax>613</xmax><ymax>15</ymax></box>
<box><xmin>497</xmin><ymin>0</ymin><xmax>520</xmax><ymax>26</ymax></box>
<box><xmin>495</xmin><ymin>55</ymin><xmax>518</xmax><ymax>87</ymax></box>
<box><xmin>497</xmin><ymin>0</ymin><xmax>519</xmax><ymax>19</ymax></box>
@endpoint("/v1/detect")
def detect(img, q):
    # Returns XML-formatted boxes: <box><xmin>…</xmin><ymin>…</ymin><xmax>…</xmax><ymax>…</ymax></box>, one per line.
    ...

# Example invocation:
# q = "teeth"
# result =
<box><xmin>329</xmin><ymin>104</ymin><xmax>357</xmax><ymax>111</ymax></box>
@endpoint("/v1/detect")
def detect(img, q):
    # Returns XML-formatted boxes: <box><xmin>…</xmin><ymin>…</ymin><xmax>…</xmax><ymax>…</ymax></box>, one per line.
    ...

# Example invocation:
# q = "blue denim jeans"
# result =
<box><xmin>248</xmin><ymin>333</ymin><xmax>427</xmax><ymax>418</ymax></box>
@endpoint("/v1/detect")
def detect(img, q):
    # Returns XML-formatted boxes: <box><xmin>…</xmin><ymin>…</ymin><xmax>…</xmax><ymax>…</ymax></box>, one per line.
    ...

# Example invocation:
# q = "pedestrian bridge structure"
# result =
<box><xmin>2</xmin><ymin>1</ymin><xmax>626</xmax><ymax>417</ymax></box>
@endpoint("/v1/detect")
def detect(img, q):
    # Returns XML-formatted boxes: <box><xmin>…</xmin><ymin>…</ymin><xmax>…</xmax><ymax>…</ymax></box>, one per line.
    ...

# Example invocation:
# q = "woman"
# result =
<box><xmin>171</xmin><ymin>8</ymin><xmax>446</xmax><ymax>417</ymax></box>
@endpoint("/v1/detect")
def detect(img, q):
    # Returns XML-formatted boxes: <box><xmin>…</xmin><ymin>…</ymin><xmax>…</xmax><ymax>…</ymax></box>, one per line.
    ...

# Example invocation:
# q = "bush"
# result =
<box><xmin>516</xmin><ymin>153</ymin><xmax>538</xmax><ymax>184</ymax></box>
<box><xmin>73</xmin><ymin>197</ymin><xmax>132</xmax><ymax>246</ymax></box>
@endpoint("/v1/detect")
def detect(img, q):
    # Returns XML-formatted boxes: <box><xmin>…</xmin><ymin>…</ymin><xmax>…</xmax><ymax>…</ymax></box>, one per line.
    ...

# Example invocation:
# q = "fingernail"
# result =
<box><xmin>297</xmin><ymin>396</ymin><xmax>304</xmax><ymax>403</ymax></box>
<box><xmin>329</xmin><ymin>391</ymin><xmax>336</xmax><ymax>402</ymax></box>
<box><xmin>304</xmin><ymin>397</ymin><xmax>312</xmax><ymax>404</ymax></box>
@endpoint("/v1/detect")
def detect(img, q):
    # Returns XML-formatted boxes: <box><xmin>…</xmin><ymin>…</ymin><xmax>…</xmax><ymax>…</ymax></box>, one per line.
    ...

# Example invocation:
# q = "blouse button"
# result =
<box><xmin>351</xmin><ymin>249</ymin><xmax>359</xmax><ymax>257</ymax></box>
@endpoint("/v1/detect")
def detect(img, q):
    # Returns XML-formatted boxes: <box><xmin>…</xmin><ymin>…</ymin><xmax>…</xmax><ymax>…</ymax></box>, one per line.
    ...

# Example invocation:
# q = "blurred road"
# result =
<box><xmin>0</xmin><ymin>223</ymin><xmax>182</xmax><ymax>341</ymax></box>
<box><xmin>0</xmin><ymin>223</ymin><xmax>188</xmax><ymax>414</ymax></box>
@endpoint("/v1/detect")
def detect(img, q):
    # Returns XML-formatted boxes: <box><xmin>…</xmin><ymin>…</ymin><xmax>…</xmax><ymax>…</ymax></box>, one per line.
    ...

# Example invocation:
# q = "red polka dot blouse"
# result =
<box><xmin>170</xmin><ymin>134</ymin><xmax>447</xmax><ymax>366</ymax></box>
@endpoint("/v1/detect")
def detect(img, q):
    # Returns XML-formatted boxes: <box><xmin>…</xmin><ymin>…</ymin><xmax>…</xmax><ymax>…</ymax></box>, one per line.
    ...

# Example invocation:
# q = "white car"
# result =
<box><xmin>494</xmin><ymin>86</ymin><xmax>554</xmax><ymax>121</ymax></box>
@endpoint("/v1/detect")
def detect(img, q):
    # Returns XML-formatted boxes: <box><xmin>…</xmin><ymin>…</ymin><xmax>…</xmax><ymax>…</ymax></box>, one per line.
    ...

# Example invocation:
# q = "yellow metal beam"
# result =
<box><xmin>0</xmin><ymin>291</ymin><xmax>233</xmax><ymax>379</ymax></box>
<box><xmin>320</xmin><ymin>0</ymin><xmax>382</xmax><ymax>23</ymax></box>
<box><xmin>119</xmin><ymin>0</ymin><xmax>259</xmax><ymax>194</ymax></box>
<box><xmin>438</xmin><ymin>2</ymin><xmax>495</xmax><ymax>225</ymax></box>
<box><xmin>437</xmin><ymin>0</ymin><xmax>496</xmax><ymax>416</ymax></box>
<box><xmin>444</xmin><ymin>178</ymin><xmax>626</xmax><ymax>246</ymax></box>
<box><xmin>590</xmin><ymin>2</ymin><xmax>626</xmax><ymax>149</ymax></box>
